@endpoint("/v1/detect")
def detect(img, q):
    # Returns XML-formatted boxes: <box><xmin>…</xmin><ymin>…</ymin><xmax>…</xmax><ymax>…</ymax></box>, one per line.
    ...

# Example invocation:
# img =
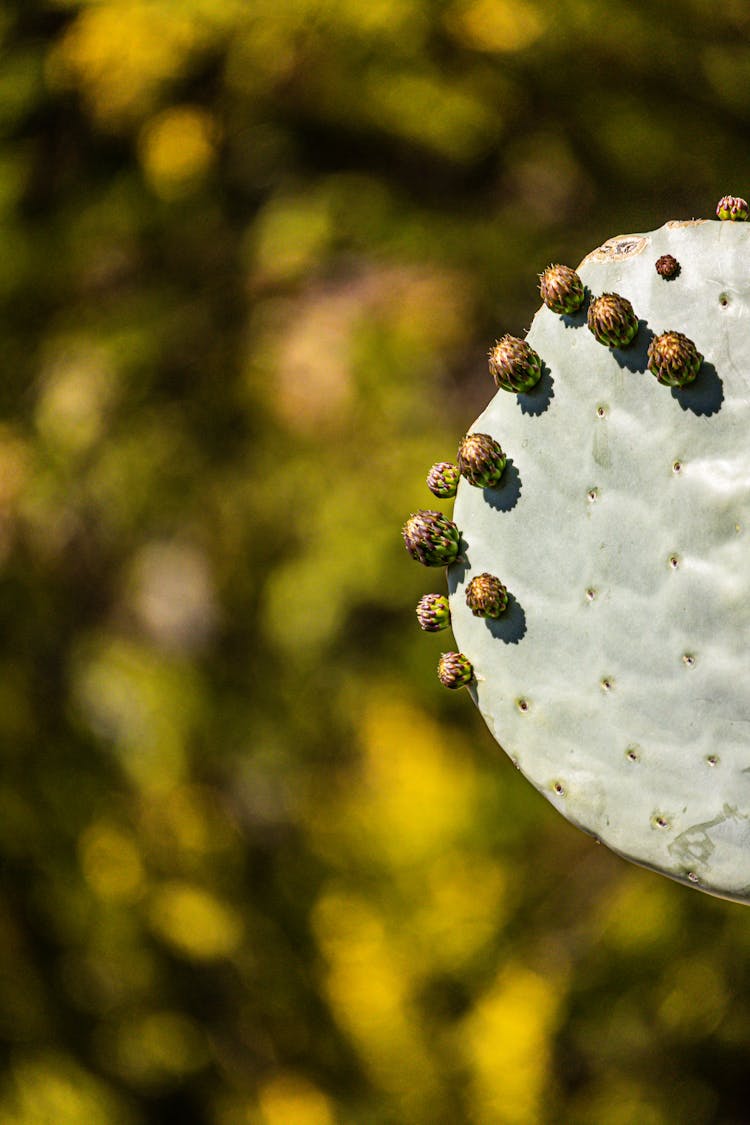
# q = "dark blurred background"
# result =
<box><xmin>1</xmin><ymin>1</ymin><xmax>750</xmax><ymax>1122</ymax></box>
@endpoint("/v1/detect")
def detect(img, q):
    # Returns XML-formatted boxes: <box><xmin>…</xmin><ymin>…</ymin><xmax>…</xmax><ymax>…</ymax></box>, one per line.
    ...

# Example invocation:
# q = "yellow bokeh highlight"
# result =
<box><xmin>35</xmin><ymin>340</ymin><xmax>117</xmax><ymax>457</ymax></box>
<box><xmin>105</xmin><ymin>1009</ymin><xmax>207</xmax><ymax>1086</ymax></box>
<box><xmin>410</xmin><ymin>850</ymin><xmax>508</xmax><ymax>971</ymax></box>
<box><xmin>78</xmin><ymin>821</ymin><xmax>145</xmax><ymax>903</ymax></box>
<box><xmin>46</xmin><ymin>4</ymin><xmax>200</xmax><ymax>126</ymax></box>
<box><xmin>597</xmin><ymin>870</ymin><xmax>681</xmax><ymax>951</ymax></box>
<box><xmin>312</xmin><ymin>888</ymin><xmax>438</xmax><ymax>1115</ymax></box>
<box><xmin>461</xmin><ymin>963</ymin><xmax>561</xmax><ymax>1125</ymax></box>
<box><xmin>0</xmin><ymin>1052</ymin><xmax>130</xmax><ymax>1125</ymax></box>
<box><xmin>139</xmin><ymin>106</ymin><xmax>217</xmax><ymax>199</ymax></box>
<box><xmin>445</xmin><ymin>0</ymin><xmax>546</xmax><ymax>53</ymax></box>
<box><xmin>258</xmin><ymin>1073</ymin><xmax>334</xmax><ymax>1125</ymax></box>
<box><xmin>305</xmin><ymin>691</ymin><xmax>477</xmax><ymax>868</ymax></box>
<box><xmin>148</xmin><ymin>881</ymin><xmax>242</xmax><ymax>961</ymax></box>
<box><xmin>249</xmin><ymin>194</ymin><xmax>333</xmax><ymax>283</ymax></box>
<box><xmin>658</xmin><ymin>957</ymin><xmax>727</xmax><ymax>1039</ymax></box>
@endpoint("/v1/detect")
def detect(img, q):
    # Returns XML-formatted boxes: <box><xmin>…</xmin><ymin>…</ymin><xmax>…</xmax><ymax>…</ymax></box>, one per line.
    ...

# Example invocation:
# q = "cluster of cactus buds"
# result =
<box><xmin>401</xmin><ymin>195</ymin><xmax>750</xmax><ymax>902</ymax></box>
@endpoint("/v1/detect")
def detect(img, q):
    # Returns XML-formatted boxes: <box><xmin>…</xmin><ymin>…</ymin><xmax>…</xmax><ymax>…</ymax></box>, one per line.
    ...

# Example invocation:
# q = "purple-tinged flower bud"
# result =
<box><xmin>655</xmin><ymin>254</ymin><xmax>680</xmax><ymax>280</ymax></box>
<box><xmin>465</xmin><ymin>573</ymin><xmax>508</xmax><ymax>618</ymax></box>
<box><xmin>416</xmin><ymin>593</ymin><xmax>451</xmax><ymax>632</ymax></box>
<box><xmin>426</xmin><ymin>461</ymin><xmax>460</xmax><ymax>499</ymax></box>
<box><xmin>587</xmin><ymin>292</ymin><xmax>639</xmax><ymax>348</ymax></box>
<box><xmin>402</xmin><ymin>510</ymin><xmax>461</xmax><ymax>567</ymax></box>
<box><xmin>457</xmin><ymin>432</ymin><xmax>506</xmax><ymax>489</ymax></box>
<box><xmin>488</xmin><ymin>335</ymin><xmax>542</xmax><ymax>393</ymax></box>
<box><xmin>716</xmin><ymin>195</ymin><xmax>748</xmax><ymax>221</ymax></box>
<box><xmin>437</xmin><ymin>651</ymin><xmax>473</xmax><ymax>689</ymax></box>
<box><xmin>647</xmin><ymin>331</ymin><xmax>703</xmax><ymax>388</ymax></box>
<box><xmin>538</xmin><ymin>264</ymin><xmax>585</xmax><ymax>315</ymax></box>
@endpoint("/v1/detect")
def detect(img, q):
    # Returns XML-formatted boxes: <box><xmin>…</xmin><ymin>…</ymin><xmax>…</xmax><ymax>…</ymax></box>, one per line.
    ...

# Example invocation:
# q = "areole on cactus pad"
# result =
<box><xmin>402</xmin><ymin>198</ymin><xmax>750</xmax><ymax>904</ymax></box>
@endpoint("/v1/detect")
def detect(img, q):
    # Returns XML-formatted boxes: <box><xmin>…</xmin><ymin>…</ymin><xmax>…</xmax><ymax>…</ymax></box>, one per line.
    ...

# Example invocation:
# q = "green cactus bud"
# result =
<box><xmin>437</xmin><ymin>651</ymin><xmax>473</xmax><ymax>689</ymax></box>
<box><xmin>457</xmin><ymin>432</ymin><xmax>506</xmax><ymax>488</ymax></box>
<box><xmin>655</xmin><ymin>254</ymin><xmax>680</xmax><ymax>279</ymax></box>
<box><xmin>716</xmin><ymin>195</ymin><xmax>748</xmax><ymax>221</ymax></box>
<box><xmin>488</xmin><ymin>335</ymin><xmax>543</xmax><ymax>393</ymax></box>
<box><xmin>538</xmin><ymin>263</ymin><xmax>585</xmax><ymax>315</ymax></box>
<box><xmin>402</xmin><ymin>510</ymin><xmax>461</xmax><ymax>567</ymax></box>
<box><xmin>465</xmin><ymin>573</ymin><xmax>508</xmax><ymax>618</ymax></box>
<box><xmin>647</xmin><ymin>330</ymin><xmax>703</xmax><ymax>387</ymax></box>
<box><xmin>426</xmin><ymin>461</ymin><xmax>460</xmax><ymax>499</ymax></box>
<box><xmin>587</xmin><ymin>292</ymin><xmax>639</xmax><ymax>348</ymax></box>
<box><xmin>416</xmin><ymin>592</ymin><xmax>451</xmax><ymax>631</ymax></box>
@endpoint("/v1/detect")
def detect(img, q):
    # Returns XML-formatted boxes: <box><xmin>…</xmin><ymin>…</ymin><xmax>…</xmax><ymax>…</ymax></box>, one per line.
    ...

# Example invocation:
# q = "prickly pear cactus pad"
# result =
<box><xmin>413</xmin><ymin>210</ymin><xmax>750</xmax><ymax>904</ymax></box>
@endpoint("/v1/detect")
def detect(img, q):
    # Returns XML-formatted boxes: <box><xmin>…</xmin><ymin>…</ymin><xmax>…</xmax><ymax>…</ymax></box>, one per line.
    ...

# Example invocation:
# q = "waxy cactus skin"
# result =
<box><xmin>402</xmin><ymin>510</ymin><xmax>461</xmax><ymax>567</ymax></box>
<box><xmin>647</xmin><ymin>330</ymin><xmax>703</xmax><ymax>388</ymax></box>
<box><xmin>587</xmin><ymin>292</ymin><xmax>639</xmax><ymax>348</ymax></box>
<box><xmin>408</xmin><ymin>204</ymin><xmax>750</xmax><ymax>904</ymax></box>
<box><xmin>538</xmin><ymin>264</ymin><xmax>585</xmax><ymax>315</ymax></box>
<box><xmin>416</xmin><ymin>593</ymin><xmax>451</xmax><ymax>632</ymax></box>
<box><xmin>488</xmin><ymin>335</ymin><xmax>542</xmax><ymax>393</ymax></box>
<box><xmin>457</xmin><ymin>432</ymin><xmax>506</xmax><ymax>488</ymax></box>
<box><xmin>426</xmin><ymin>461</ymin><xmax>460</xmax><ymax>499</ymax></box>
<box><xmin>465</xmin><ymin>573</ymin><xmax>508</xmax><ymax>618</ymax></box>
<box><xmin>437</xmin><ymin>651</ymin><xmax>473</xmax><ymax>689</ymax></box>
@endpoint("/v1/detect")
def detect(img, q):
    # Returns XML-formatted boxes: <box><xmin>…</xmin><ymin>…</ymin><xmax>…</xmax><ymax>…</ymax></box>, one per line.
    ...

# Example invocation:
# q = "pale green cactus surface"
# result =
<box><xmin>447</xmin><ymin>217</ymin><xmax>750</xmax><ymax>903</ymax></box>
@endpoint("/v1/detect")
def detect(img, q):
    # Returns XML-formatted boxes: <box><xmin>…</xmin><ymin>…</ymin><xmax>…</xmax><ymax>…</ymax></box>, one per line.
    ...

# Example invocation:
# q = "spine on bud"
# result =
<box><xmin>457</xmin><ymin>432</ymin><xmax>507</xmax><ymax>488</ymax></box>
<box><xmin>437</xmin><ymin>651</ymin><xmax>473</xmax><ymax>689</ymax></box>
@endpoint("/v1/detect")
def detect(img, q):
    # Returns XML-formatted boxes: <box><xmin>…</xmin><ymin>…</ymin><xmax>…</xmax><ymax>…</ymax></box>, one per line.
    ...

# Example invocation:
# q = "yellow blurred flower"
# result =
<box><xmin>147</xmin><ymin>881</ymin><xmax>243</xmax><ymax>961</ymax></box>
<box><xmin>258</xmin><ymin>1073</ymin><xmax>335</xmax><ymax>1125</ymax></box>
<box><xmin>78</xmin><ymin>821</ymin><xmax>145</xmax><ymax>903</ymax></box>
<box><xmin>138</xmin><ymin>106</ymin><xmax>217</xmax><ymax>199</ymax></box>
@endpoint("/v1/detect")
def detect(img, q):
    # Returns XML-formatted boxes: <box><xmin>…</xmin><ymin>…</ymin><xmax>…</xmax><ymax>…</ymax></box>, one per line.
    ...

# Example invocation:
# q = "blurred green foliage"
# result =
<box><xmin>1</xmin><ymin>1</ymin><xmax>750</xmax><ymax>1122</ymax></box>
